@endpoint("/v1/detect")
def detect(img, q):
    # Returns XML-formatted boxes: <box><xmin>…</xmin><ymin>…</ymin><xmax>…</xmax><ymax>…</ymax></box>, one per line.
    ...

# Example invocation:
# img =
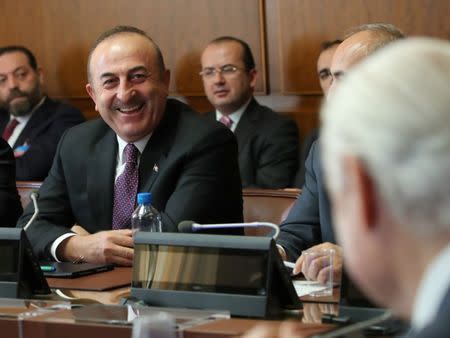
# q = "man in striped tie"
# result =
<box><xmin>0</xmin><ymin>46</ymin><xmax>85</xmax><ymax>180</ymax></box>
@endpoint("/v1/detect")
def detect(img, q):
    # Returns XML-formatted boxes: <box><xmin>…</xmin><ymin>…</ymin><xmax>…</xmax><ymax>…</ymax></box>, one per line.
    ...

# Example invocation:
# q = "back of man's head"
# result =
<box><xmin>344</xmin><ymin>23</ymin><xmax>405</xmax><ymax>56</ymax></box>
<box><xmin>322</xmin><ymin>37</ymin><xmax>450</xmax><ymax>236</ymax></box>
<box><xmin>329</xmin><ymin>23</ymin><xmax>404</xmax><ymax>92</ymax></box>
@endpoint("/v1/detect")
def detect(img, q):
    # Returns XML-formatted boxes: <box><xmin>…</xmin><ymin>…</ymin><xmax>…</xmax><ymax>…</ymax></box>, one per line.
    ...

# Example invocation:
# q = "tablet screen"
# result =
<box><xmin>132</xmin><ymin>244</ymin><xmax>268</xmax><ymax>295</ymax></box>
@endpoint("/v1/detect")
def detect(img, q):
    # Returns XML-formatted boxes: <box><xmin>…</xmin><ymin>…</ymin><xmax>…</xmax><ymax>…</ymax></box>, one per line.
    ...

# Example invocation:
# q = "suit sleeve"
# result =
<box><xmin>254</xmin><ymin>117</ymin><xmax>299</xmax><ymax>188</ymax></box>
<box><xmin>0</xmin><ymin>139</ymin><xmax>22</xmax><ymax>227</ymax></box>
<box><xmin>159</xmin><ymin>127</ymin><xmax>244</xmax><ymax>234</ymax></box>
<box><xmin>14</xmin><ymin>105</ymin><xmax>85</xmax><ymax>180</ymax></box>
<box><xmin>276</xmin><ymin>142</ymin><xmax>322</xmax><ymax>261</ymax></box>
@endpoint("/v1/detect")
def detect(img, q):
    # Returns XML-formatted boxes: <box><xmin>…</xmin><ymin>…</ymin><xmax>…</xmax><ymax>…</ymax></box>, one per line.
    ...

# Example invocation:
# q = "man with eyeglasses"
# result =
<box><xmin>200</xmin><ymin>36</ymin><xmax>299</xmax><ymax>189</ymax></box>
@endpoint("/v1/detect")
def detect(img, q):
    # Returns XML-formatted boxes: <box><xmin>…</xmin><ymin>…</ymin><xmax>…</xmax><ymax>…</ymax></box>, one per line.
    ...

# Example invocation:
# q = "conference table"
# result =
<box><xmin>0</xmin><ymin>267</ymin><xmax>341</xmax><ymax>338</ymax></box>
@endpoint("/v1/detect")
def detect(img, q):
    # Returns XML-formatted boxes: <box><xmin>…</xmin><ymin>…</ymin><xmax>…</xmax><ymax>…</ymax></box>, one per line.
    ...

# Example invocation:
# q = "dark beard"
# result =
<box><xmin>7</xmin><ymin>87</ymin><xmax>42</xmax><ymax>117</ymax></box>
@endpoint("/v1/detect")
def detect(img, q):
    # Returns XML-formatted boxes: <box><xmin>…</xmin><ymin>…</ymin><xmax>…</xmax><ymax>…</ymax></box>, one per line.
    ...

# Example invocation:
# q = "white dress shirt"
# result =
<box><xmin>49</xmin><ymin>133</ymin><xmax>152</xmax><ymax>261</ymax></box>
<box><xmin>6</xmin><ymin>96</ymin><xmax>45</xmax><ymax>147</ymax></box>
<box><xmin>215</xmin><ymin>98</ymin><xmax>251</xmax><ymax>133</ymax></box>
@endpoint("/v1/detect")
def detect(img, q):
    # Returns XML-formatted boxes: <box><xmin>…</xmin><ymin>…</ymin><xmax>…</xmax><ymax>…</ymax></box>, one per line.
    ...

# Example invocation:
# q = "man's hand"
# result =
<box><xmin>293</xmin><ymin>242</ymin><xmax>342</xmax><ymax>283</ymax></box>
<box><xmin>57</xmin><ymin>229</ymin><xmax>134</xmax><ymax>266</ymax></box>
<box><xmin>302</xmin><ymin>303</ymin><xmax>338</xmax><ymax>324</ymax></box>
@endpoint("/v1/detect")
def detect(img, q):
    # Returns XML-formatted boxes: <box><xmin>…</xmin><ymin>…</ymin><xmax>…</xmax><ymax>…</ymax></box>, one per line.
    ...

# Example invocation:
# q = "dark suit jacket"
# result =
<box><xmin>408</xmin><ymin>286</ymin><xmax>450</xmax><ymax>338</ymax></box>
<box><xmin>18</xmin><ymin>99</ymin><xmax>243</xmax><ymax>260</ymax></box>
<box><xmin>0</xmin><ymin>138</ymin><xmax>22</xmax><ymax>227</ymax></box>
<box><xmin>277</xmin><ymin>141</ymin><xmax>333</xmax><ymax>261</ymax></box>
<box><xmin>0</xmin><ymin>96</ymin><xmax>85</xmax><ymax>181</ymax></box>
<box><xmin>206</xmin><ymin>98</ymin><xmax>299</xmax><ymax>188</ymax></box>
<box><xmin>277</xmin><ymin>141</ymin><xmax>376</xmax><ymax>308</ymax></box>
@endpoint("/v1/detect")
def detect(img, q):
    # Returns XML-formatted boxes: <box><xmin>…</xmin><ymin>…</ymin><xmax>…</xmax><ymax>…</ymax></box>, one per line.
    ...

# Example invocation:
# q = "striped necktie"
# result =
<box><xmin>219</xmin><ymin>115</ymin><xmax>233</xmax><ymax>129</ymax></box>
<box><xmin>112</xmin><ymin>143</ymin><xmax>139</xmax><ymax>230</ymax></box>
<box><xmin>2</xmin><ymin>119</ymin><xmax>19</xmax><ymax>140</ymax></box>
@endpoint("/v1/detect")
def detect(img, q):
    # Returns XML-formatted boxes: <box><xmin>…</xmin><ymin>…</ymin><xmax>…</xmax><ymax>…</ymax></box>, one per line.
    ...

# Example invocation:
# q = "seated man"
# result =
<box><xmin>294</xmin><ymin>39</ymin><xmax>342</xmax><ymax>187</ymax></box>
<box><xmin>0</xmin><ymin>138</ymin><xmax>22</xmax><ymax>227</ymax></box>
<box><xmin>200</xmin><ymin>36</ymin><xmax>299</xmax><ymax>188</ymax></box>
<box><xmin>245</xmin><ymin>37</ymin><xmax>450</xmax><ymax>338</ymax></box>
<box><xmin>0</xmin><ymin>46</ymin><xmax>85</xmax><ymax>181</ymax></box>
<box><xmin>321</xmin><ymin>37</ymin><xmax>450</xmax><ymax>338</ymax></box>
<box><xmin>18</xmin><ymin>26</ymin><xmax>243</xmax><ymax>266</ymax></box>
<box><xmin>277</xmin><ymin>23</ymin><xmax>405</xmax><ymax>281</ymax></box>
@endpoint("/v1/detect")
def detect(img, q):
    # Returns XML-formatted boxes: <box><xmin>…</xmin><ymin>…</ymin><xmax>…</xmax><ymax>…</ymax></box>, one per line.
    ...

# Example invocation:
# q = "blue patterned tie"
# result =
<box><xmin>112</xmin><ymin>143</ymin><xmax>139</xmax><ymax>229</ymax></box>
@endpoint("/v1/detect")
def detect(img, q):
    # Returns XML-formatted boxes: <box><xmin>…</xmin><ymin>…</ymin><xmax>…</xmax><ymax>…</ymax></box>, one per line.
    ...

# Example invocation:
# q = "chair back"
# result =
<box><xmin>242</xmin><ymin>188</ymin><xmax>300</xmax><ymax>236</ymax></box>
<box><xmin>16</xmin><ymin>181</ymin><xmax>43</xmax><ymax>209</ymax></box>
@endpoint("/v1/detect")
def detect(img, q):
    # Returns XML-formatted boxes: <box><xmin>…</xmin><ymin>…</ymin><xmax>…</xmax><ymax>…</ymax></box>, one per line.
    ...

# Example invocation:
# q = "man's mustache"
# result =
<box><xmin>7</xmin><ymin>89</ymin><xmax>28</xmax><ymax>103</ymax></box>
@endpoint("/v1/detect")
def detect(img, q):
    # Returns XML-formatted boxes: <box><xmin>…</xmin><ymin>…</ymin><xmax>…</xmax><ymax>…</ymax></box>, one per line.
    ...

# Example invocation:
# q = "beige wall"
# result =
<box><xmin>1</xmin><ymin>0</ymin><xmax>448</xmax><ymax>141</ymax></box>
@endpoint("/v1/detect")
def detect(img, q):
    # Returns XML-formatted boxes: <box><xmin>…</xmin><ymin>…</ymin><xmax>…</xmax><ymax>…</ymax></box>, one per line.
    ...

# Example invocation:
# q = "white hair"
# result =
<box><xmin>321</xmin><ymin>38</ymin><xmax>450</xmax><ymax>235</ymax></box>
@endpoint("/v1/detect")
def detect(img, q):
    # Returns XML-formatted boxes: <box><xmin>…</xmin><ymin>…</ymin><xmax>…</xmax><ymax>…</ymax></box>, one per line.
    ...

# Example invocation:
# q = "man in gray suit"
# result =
<box><xmin>277</xmin><ymin>24</ymin><xmax>404</xmax><ymax>283</ymax></box>
<box><xmin>18</xmin><ymin>26</ymin><xmax>243</xmax><ymax>265</ymax></box>
<box><xmin>244</xmin><ymin>36</ymin><xmax>450</xmax><ymax>338</ymax></box>
<box><xmin>200</xmin><ymin>36</ymin><xmax>299</xmax><ymax>188</ymax></box>
<box><xmin>321</xmin><ymin>37</ymin><xmax>450</xmax><ymax>338</ymax></box>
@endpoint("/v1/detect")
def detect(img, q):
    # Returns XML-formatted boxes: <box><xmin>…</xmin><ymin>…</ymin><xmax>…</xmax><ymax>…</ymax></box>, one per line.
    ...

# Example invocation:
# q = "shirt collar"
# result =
<box><xmin>9</xmin><ymin>96</ymin><xmax>46</xmax><ymax>124</ymax></box>
<box><xmin>411</xmin><ymin>243</ymin><xmax>450</xmax><ymax>330</ymax></box>
<box><xmin>215</xmin><ymin>97</ymin><xmax>252</xmax><ymax>132</ymax></box>
<box><xmin>116</xmin><ymin>133</ymin><xmax>152</xmax><ymax>165</ymax></box>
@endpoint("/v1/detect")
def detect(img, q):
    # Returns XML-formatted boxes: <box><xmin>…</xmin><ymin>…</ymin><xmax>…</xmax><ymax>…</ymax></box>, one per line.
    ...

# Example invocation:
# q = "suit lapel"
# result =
<box><xmin>234</xmin><ymin>98</ymin><xmax>259</xmax><ymax>150</ymax></box>
<box><xmin>87</xmin><ymin>129</ymin><xmax>117</xmax><ymax>228</ymax></box>
<box><xmin>205</xmin><ymin>111</ymin><xmax>216</xmax><ymax>122</ymax></box>
<box><xmin>13</xmin><ymin>97</ymin><xmax>53</xmax><ymax>147</ymax></box>
<box><xmin>139</xmin><ymin>106</ymin><xmax>176</xmax><ymax>192</ymax></box>
<box><xmin>0</xmin><ymin>112</ymin><xmax>7</xmax><ymax>132</ymax></box>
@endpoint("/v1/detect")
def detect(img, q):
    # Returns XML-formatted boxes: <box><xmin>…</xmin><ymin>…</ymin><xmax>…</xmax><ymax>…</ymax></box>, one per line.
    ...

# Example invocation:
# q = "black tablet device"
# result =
<box><xmin>131</xmin><ymin>232</ymin><xmax>302</xmax><ymax>318</ymax></box>
<box><xmin>40</xmin><ymin>262</ymin><xmax>114</xmax><ymax>278</ymax></box>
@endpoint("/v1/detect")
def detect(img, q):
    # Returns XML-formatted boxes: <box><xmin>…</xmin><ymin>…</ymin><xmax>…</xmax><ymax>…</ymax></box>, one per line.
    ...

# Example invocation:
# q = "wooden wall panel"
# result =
<box><xmin>1</xmin><ymin>0</ymin><xmax>449</xmax><ymax>141</ymax></box>
<box><xmin>0</xmin><ymin>0</ymin><xmax>266</xmax><ymax>98</ymax></box>
<box><xmin>276</xmin><ymin>0</ymin><xmax>450</xmax><ymax>94</ymax></box>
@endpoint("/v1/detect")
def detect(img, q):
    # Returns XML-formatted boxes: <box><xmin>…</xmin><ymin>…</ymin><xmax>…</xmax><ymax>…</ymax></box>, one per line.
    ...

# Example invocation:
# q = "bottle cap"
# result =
<box><xmin>137</xmin><ymin>192</ymin><xmax>152</xmax><ymax>205</ymax></box>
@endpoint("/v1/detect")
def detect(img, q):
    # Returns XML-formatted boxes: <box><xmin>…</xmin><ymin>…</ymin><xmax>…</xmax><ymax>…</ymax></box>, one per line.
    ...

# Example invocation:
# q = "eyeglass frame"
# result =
<box><xmin>199</xmin><ymin>64</ymin><xmax>251</xmax><ymax>78</ymax></box>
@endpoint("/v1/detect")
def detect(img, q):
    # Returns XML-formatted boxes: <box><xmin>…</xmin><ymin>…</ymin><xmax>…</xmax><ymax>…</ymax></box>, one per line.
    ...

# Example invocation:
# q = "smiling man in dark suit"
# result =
<box><xmin>0</xmin><ymin>46</ymin><xmax>85</xmax><ymax>181</ymax></box>
<box><xmin>200</xmin><ymin>36</ymin><xmax>299</xmax><ymax>188</ymax></box>
<box><xmin>18</xmin><ymin>26</ymin><xmax>243</xmax><ymax>265</ymax></box>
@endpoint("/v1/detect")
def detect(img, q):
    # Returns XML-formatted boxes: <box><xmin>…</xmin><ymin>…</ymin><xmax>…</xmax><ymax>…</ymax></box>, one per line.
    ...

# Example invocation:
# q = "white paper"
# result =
<box><xmin>293</xmin><ymin>280</ymin><xmax>329</xmax><ymax>297</ymax></box>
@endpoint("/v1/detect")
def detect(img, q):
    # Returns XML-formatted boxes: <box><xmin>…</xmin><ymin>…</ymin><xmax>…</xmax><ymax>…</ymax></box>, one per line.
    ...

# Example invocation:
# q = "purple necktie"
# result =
<box><xmin>219</xmin><ymin>115</ymin><xmax>233</xmax><ymax>129</ymax></box>
<box><xmin>2</xmin><ymin>118</ymin><xmax>19</xmax><ymax>140</ymax></box>
<box><xmin>112</xmin><ymin>143</ymin><xmax>139</xmax><ymax>230</ymax></box>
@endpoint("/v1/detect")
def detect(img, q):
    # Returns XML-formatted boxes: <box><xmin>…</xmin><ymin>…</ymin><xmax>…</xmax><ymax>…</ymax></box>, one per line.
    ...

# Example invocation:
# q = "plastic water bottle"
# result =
<box><xmin>131</xmin><ymin>192</ymin><xmax>162</xmax><ymax>233</ymax></box>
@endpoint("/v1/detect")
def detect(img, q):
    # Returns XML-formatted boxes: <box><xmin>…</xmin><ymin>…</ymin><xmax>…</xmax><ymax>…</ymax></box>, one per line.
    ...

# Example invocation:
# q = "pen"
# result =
<box><xmin>40</xmin><ymin>265</ymin><xmax>56</xmax><ymax>272</ymax></box>
<box><xmin>283</xmin><ymin>261</ymin><xmax>296</xmax><ymax>269</ymax></box>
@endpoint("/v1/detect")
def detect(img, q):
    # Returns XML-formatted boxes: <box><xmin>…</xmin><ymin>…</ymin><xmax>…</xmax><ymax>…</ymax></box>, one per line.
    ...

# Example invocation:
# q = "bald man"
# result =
<box><xmin>277</xmin><ymin>23</ymin><xmax>404</xmax><ymax>284</ymax></box>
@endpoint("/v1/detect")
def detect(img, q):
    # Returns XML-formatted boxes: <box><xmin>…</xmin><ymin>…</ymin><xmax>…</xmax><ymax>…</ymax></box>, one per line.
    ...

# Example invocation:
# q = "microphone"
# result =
<box><xmin>24</xmin><ymin>192</ymin><xmax>39</xmax><ymax>231</ymax></box>
<box><xmin>178</xmin><ymin>220</ymin><xmax>280</xmax><ymax>239</ymax></box>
